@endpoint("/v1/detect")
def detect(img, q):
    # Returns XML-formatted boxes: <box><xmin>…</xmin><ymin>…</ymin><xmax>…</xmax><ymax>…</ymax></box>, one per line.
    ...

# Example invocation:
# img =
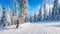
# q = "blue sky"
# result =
<box><xmin>0</xmin><ymin>0</ymin><xmax>54</xmax><ymax>14</ymax></box>
<box><xmin>28</xmin><ymin>0</ymin><xmax>43</xmax><ymax>14</ymax></box>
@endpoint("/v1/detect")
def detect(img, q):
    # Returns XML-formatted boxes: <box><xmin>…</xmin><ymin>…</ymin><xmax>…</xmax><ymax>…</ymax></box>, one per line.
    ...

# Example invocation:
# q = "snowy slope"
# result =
<box><xmin>0</xmin><ymin>22</ymin><xmax>60</xmax><ymax>34</ymax></box>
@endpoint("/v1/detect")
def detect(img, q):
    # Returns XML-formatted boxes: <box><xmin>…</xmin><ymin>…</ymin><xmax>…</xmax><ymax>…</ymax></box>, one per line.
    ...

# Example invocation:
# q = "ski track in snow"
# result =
<box><xmin>0</xmin><ymin>22</ymin><xmax>60</xmax><ymax>34</ymax></box>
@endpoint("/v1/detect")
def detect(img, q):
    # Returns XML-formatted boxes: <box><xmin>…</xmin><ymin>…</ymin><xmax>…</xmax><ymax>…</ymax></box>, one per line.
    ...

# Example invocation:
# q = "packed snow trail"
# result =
<box><xmin>0</xmin><ymin>22</ymin><xmax>60</xmax><ymax>34</ymax></box>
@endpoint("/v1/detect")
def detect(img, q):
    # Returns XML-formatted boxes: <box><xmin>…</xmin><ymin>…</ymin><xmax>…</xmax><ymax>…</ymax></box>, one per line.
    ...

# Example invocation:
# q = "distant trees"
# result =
<box><xmin>29</xmin><ymin>15</ymin><xmax>34</xmax><ymax>22</ymax></box>
<box><xmin>34</xmin><ymin>11</ymin><xmax>37</xmax><ymax>22</ymax></box>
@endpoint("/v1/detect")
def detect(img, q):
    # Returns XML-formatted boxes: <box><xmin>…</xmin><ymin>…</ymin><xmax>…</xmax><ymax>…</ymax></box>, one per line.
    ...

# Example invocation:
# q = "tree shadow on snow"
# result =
<box><xmin>0</xmin><ymin>26</ymin><xmax>16</xmax><ymax>30</ymax></box>
<box><xmin>46</xmin><ymin>25</ymin><xmax>60</xmax><ymax>27</ymax></box>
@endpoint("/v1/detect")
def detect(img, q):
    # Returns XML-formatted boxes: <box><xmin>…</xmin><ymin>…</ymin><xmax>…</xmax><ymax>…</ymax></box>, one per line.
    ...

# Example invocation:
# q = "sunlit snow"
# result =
<box><xmin>0</xmin><ymin>22</ymin><xmax>60</xmax><ymax>34</ymax></box>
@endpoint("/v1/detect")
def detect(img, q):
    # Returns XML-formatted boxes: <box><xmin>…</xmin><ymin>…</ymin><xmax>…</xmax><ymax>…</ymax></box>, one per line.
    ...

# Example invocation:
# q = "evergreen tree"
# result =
<box><xmin>58</xmin><ymin>5</ymin><xmax>60</xmax><ymax>20</ymax></box>
<box><xmin>44</xmin><ymin>1</ymin><xmax>47</xmax><ymax>20</ymax></box>
<box><xmin>48</xmin><ymin>8</ymin><xmax>52</xmax><ymax>20</ymax></box>
<box><xmin>11</xmin><ymin>0</ymin><xmax>16</xmax><ymax>25</ymax></box>
<box><xmin>0</xmin><ymin>6</ymin><xmax>2</xmax><ymax>26</ymax></box>
<box><xmin>38</xmin><ymin>7</ymin><xmax>43</xmax><ymax>21</ymax></box>
<box><xmin>6</xmin><ymin>8</ymin><xmax>11</xmax><ymax>26</ymax></box>
<box><xmin>11</xmin><ymin>0</ymin><xmax>19</xmax><ymax>25</ymax></box>
<box><xmin>34</xmin><ymin>11</ymin><xmax>37</xmax><ymax>22</ymax></box>
<box><xmin>18</xmin><ymin>0</ymin><xmax>28</xmax><ymax>23</ymax></box>
<box><xmin>1</xmin><ymin>5</ymin><xmax>7</xmax><ymax>27</ymax></box>
<box><xmin>52</xmin><ymin>0</ymin><xmax>59</xmax><ymax>20</ymax></box>
<box><xmin>29</xmin><ymin>15</ymin><xmax>33</xmax><ymax>22</ymax></box>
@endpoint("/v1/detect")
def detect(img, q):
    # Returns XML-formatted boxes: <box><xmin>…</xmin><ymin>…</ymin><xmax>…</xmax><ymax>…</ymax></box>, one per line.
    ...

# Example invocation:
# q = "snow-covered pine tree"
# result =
<box><xmin>11</xmin><ymin>0</ymin><xmax>16</xmax><ymax>25</ymax></box>
<box><xmin>38</xmin><ymin>7</ymin><xmax>43</xmax><ymax>21</ymax></box>
<box><xmin>44</xmin><ymin>1</ymin><xmax>47</xmax><ymax>20</ymax></box>
<box><xmin>52</xmin><ymin>0</ymin><xmax>59</xmax><ymax>20</ymax></box>
<box><xmin>6</xmin><ymin>8</ymin><xmax>11</xmax><ymax>26</ymax></box>
<box><xmin>0</xmin><ymin>6</ymin><xmax>2</xmax><ymax>26</ymax></box>
<box><xmin>58</xmin><ymin>5</ymin><xmax>60</xmax><ymax>20</ymax></box>
<box><xmin>48</xmin><ymin>8</ymin><xmax>52</xmax><ymax>20</ymax></box>
<box><xmin>1</xmin><ymin>5</ymin><xmax>7</xmax><ymax>27</ymax></box>
<box><xmin>18</xmin><ymin>0</ymin><xmax>28</xmax><ymax>23</ymax></box>
<box><xmin>29</xmin><ymin>15</ymin><xmax>33</xmax><ymax>22</ymax></box>
<box><xmin>34</xmin><ymin>11</ymin><xmax>37</xmax><ymax>22</ymax></box>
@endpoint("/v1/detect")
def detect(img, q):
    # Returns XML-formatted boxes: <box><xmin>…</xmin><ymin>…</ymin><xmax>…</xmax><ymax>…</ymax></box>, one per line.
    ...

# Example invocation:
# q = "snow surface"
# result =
<box><xmin>0</xmin><ymin>22</ymin><xmax>60</xmax><ymax>34</ymax></box>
